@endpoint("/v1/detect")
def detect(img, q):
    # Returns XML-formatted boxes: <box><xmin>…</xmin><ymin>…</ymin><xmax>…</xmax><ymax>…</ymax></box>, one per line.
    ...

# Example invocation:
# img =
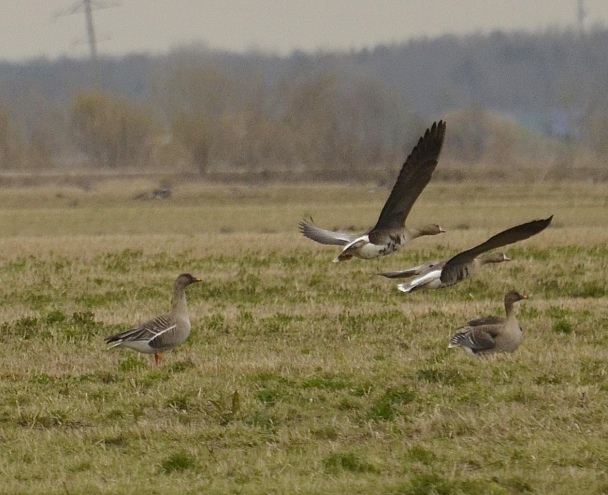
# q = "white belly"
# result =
<box><xmin>118</xmin><ymin>340</ymin><xmax>156</xmax><ymax>353</ymax></box>
<box><xmin>356</xmin><ymin>240</ymin><xmax>393</xmax><ymax>259</ymax></box>
<box><xmin>336</xmin><ymin>235</ymin><xmax>399</xmax><ymax>261</ymax></box>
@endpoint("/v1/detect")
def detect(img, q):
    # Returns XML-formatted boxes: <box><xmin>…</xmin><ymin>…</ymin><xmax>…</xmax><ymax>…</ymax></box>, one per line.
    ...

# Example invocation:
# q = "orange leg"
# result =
<box><xmin>154</xmin><ymin>353</ymin><xmax>163</xmax><ymax>366</ymax></box>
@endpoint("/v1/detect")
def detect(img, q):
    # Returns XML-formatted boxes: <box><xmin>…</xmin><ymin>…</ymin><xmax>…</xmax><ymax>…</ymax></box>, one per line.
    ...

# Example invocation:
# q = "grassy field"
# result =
<box><xmin>0</xmin><ymin>179</ymin><xmax>607</xmax><ymax>494</ymax></box>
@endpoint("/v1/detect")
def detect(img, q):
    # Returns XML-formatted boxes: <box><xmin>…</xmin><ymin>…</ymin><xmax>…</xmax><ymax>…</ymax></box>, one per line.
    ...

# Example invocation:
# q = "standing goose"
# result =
<box><xmin>449</xmin><ymin>291</ymin><xmax>528</xmax><ymax>356</ymax></box>
<box><xmin>105</xmin><ymin>273</ymin><xmax>201</xmax><ymax>365</ymax></box>
<box><xmin>378</xmin><ymin>216</ymin><xmax>552</xmax><ymax>292</ymax></box>
<box><xmin>299</xmin><ymin>121</ymin><xmax>446</xmax><ymax>262</ymax></box>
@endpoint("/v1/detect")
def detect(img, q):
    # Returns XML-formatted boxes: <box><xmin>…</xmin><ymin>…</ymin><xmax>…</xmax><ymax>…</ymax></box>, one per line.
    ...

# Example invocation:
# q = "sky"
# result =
<box><xmin>1</xmin><ymin>0</ymin><xmax>607</xmax><ymax>62</ymax></box>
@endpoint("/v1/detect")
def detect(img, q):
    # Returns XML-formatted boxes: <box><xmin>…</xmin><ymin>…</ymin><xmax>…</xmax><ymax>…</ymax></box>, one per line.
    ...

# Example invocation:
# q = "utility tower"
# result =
<box><xmin>577</xmin><ymin>0</ymin><xmax>587</xmax><ymax>36</ymax></box>
<box><xmin>83</xmin><ymin>0</ymin><xmax>99</xmax><ymax>84</ymax></box>
<box><xmin>57</xmin><ymin>0</ymin><xmax>120</xmax><ymax>86</ymax></box>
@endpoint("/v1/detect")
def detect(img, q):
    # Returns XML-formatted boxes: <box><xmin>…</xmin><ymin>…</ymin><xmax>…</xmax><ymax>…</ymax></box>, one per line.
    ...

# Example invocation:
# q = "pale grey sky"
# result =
<box><xmin>1</xmin><ymin>0</ymin><xmax>607</xmax><ymax>61</ymax></box>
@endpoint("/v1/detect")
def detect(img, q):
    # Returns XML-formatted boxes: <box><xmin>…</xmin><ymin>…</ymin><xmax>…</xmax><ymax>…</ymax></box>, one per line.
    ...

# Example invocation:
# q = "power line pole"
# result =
<box><xmin>577</xmin><ymin>0</ymin><xmax>587</xmax><ymax>36</ymax></box>
<box><xmin>56</xmin><ymin>0</ymin><xmax>120</xmax><ymax>87</ymax></box>
<box><xmin>83</xmin><ymin>0</ymin><xmax>100</xmax><ymax>86</ymax></box>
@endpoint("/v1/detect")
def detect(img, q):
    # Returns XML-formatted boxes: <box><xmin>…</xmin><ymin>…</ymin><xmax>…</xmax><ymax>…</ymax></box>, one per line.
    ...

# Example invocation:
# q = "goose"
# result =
<box><xmin>378</xmin><ymin>216</ymin><xmax>552</xmax><ymax>292</ymax></box>
<box><xmin>449</xmin><ymin>291</ymin><xmax>528</xmax><ymax>355</ymax></box>
<box><xmin>299</xmin><ymin>120</ymin><xmax>446</xmax><ymax>262</ymax></box>
<box><xmin>105</xmin><ymin>273</ymin><xmax>201</xmax><ymax>365</ymax></box>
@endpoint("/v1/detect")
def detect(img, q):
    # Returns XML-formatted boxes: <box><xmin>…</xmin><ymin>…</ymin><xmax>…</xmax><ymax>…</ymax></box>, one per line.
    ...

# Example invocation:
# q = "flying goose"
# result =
<box><xmin>449</xmin><ymin>291</ymin><xmax>528</xmax><ymax>355</ymax></box>
<box><xmin>378</xmin><ymin>216</ymin><xmax>553</xmax><ymax>292</ymax></box>
<box><xmin>299</xmin><ymin>121</ymin><xmax>446</xmax><ymax>262</ymax></box>
<box><xmin>105</xmin><ymin>273</ymin><xmax>201</xmax><ymax>365</ymax></box>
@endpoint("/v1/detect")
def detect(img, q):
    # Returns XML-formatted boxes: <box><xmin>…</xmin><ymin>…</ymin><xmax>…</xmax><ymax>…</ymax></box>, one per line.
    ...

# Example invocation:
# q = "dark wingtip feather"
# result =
<box><xmin>298</xmin><ymin>217</ymin><xmax>313</xmax><ymax>235</ymax></box>
<box><xmin>528</xmin><ymin>215</ymin><xmax>554</xmax><ymax>235</ymax></box>
<box><xmin>419</xmin><ymin>120</ymin><xmax>447</xmax><ymax>151</ymax></box>
<box><xmin>409</xmin><ymin>120</ymin><xmax>447</xmax><ymax>160</ymax></box>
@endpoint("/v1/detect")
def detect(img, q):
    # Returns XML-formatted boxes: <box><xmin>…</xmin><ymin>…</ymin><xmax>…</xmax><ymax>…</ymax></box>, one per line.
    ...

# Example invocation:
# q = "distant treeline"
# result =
<box><xmin>0</xmin><ymin>28</ymin><xmax>607</xmax><ymax>180</ymax></box>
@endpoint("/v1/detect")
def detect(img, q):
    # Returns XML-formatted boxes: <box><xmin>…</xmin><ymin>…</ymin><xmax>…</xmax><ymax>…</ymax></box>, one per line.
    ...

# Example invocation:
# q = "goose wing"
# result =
<box><xmin>105</xmin><ymin>314</ymin><xmax>176</xmax><ymax>346</ymax></box>
<box><xmin>464</xmin><ymin>316</ymin><xmax>505</xmax><ymax>327</ymax></box>
<box><xmin>450</xmin><ymin>327</ymin><xmax>497</xmax><ymax>351</ymax></box>
<box><xmin>440</xmin><ymin>216</ymin><xmax>553</xmax><ymax>285</ymax></box>
<box><xmin>372</xmin><ymin>121</ymin><xmax>446</xmax><ymax>231</ymax></box>
<box><xmin>377</xmin><ymin>261</ymin><xmax>441</xmax><ymax>279</ymax></box>
<box><xmin>298</xmin><ymin>218</ymin><xmax>359</xmax><ymax>246</ymax></box>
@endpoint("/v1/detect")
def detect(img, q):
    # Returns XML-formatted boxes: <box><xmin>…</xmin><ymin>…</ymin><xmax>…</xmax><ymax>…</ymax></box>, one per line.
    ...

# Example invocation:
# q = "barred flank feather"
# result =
<box><xmin>448</xmin><ymin>332</ymin><xmax>467</xmax><ymax>348</ymax></box>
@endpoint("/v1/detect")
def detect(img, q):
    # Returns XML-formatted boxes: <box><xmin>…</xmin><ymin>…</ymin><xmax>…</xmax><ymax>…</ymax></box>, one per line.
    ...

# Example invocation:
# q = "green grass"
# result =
<box><xmin>0</xmin><ymin>180</ymin><xmax>607</xmax><ymax>494</ymax></box>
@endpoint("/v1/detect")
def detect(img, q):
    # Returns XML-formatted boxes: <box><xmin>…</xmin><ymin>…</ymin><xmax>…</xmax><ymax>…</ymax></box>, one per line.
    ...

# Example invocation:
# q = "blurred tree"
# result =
<box><xmin>163</xmin><ymin>62</ymin><xmax>232</xmax><ymax>174</ymax></box>
<box><xmin>28</xmin><ymin>104</ymin><xmax>69</xmax><ymax>169</ymax></box>
<box><xmin>215</xmin><ymin>76</ymin><xmax>294</xmax><ymax>170</ymax></box>
<box><xmin>277</xmin><ymin>70</ymin><xmax>418</xmax><ymax>174</ymax></box>
<box><xmin>580</xmin><ymin>89</ymin><xmax>608</xmax><ymax>156</ymax></box>
<box><xmin>170</xmin><ymin>110</ymin><xmax>212</xmax><ymax>174</ymax></box>
<box><xmin>445</xmin><ymin>106</ymin><xmax>489</xmax><ymax>163</ymax></box>
<box><xmin>70</xmin><ymin>91</ymin><xmax>155</xmax><ymax>168</ymax></box>
<box><xmin>0</xmin><ymin>102</ymin><xmax>26</xmax><ymax>169</ymax></box>
<box><xmin>341</xmin><ymin>77</ymin><xmax>418</xmax><ymax>168</ymax></box>
<box><xmin>279</xmin><ymin>72</ymin><xmax>340</xmax><ymax>166</ymax></box>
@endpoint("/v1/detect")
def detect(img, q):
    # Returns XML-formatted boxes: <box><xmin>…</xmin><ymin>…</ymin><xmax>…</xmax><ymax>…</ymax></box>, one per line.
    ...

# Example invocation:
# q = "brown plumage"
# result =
<box><xmin>105</xmin><ymin>273</ymin><xmax>201</xmax><ymax>365</ymax></box>
<box><xmin>449</xmin><ymin>291</ymin><xmax>528</xmax><ymax>356</ymax></box>
<box><xmin>299</xmin><ymin>121</ymin><xmax>446</xmax><ymax>262</ymax></box>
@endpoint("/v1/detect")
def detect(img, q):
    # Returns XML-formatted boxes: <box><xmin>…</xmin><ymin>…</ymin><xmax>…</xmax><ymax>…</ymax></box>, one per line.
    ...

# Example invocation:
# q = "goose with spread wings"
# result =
<box><xmin>299</xmin><ymin>121</ymin><xmax>446</xmax><ymax>262</ymax></box>
<box><xmin>378</xmin><ymin>216</ymin><xmax>553</xmax><ymax>292</ymax></box>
